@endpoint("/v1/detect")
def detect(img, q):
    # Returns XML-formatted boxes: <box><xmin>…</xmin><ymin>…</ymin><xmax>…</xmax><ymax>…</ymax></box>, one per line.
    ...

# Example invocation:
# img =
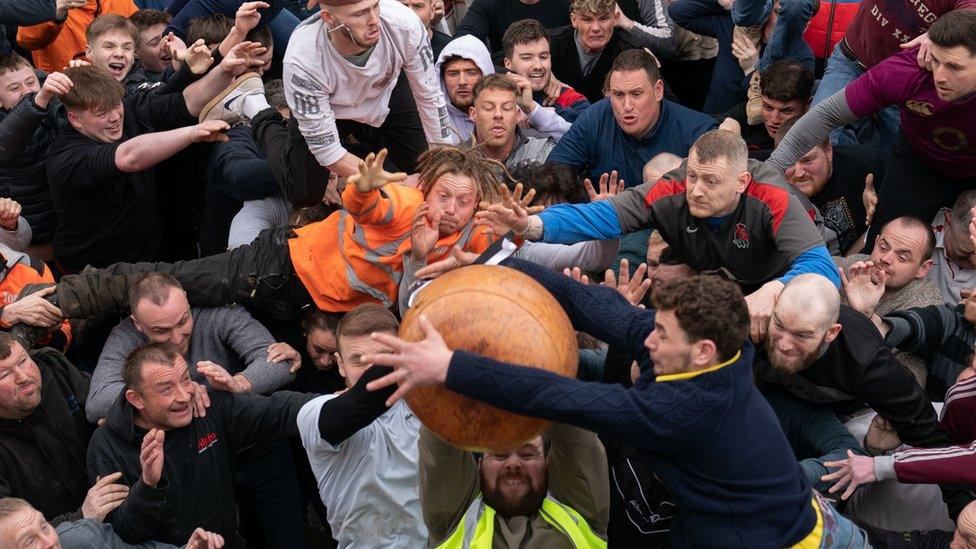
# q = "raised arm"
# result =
<box><xmin>419</xmin><ymin>426</ymin><xmax>479</xmax><ymax>546</ymax></box>
<box><xmin>215</xmin><ymin>306</ymin><xmax>294</xmax><ymax>394</ymax></box>
<box><xmin>401</xmin><ymin>17</ymin><xmax>454</xmax><ymax>147</ymax></box>
<box><xmin>767</xmin><ymin>90</ymin><xmax>858</xmax><ymax>172</ymax></box>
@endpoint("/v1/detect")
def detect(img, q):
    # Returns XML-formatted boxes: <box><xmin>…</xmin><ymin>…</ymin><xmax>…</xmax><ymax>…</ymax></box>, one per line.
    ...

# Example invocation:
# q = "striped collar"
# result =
<box><xmin>655</xmin><ymin>350</ymin><xmax>742</xmax><ymax>382</ymax></box>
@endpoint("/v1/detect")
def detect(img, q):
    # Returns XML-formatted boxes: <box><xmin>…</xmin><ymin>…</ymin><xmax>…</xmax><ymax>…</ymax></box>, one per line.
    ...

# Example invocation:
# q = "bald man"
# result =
<box><xmin>642</xmin><ymin>152</ymin><xmax>683</xmax><ymax>185</ymax></box>
<box><xmin>755</xmin><ymin>274</ymin><xmax>971</xmax><ymax>516</ymax></box>
<box><xmin>757</xmin><ymin>274</ymin><xmax>946</xmax><ymax>447</ymax></box>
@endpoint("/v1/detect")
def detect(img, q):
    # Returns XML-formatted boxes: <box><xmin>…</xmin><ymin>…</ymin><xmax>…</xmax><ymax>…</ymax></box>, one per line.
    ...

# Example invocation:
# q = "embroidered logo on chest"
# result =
<box><xmin>197</xmin><ymin>432</ymin><xmax>218</xmax><ymax>454</ymax></box>
<box><xmin>733</xmin><ymin>223</ymin><xmax>750</xmax><ymax>249</ymax></box>
<box><xmin>905</xmin><ymin>100</ymin><xmax>934</xmax><ymax>116</ymax></box>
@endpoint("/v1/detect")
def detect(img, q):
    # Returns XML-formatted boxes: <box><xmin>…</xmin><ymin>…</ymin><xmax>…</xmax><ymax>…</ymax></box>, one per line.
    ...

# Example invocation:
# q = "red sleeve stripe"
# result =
<box><xmin>556</xmin><ymin>87</ymin><xmax>588</xmax><ymax>109</ymax></box>
<box><xmin>744</xmin><ymin>181</ymin><xmax>790</xmax><ymax>234</ymax></box>
<box><xmin>644</xmin><ymin>178</ymin><xmax>686</xmax><ymax>207</ymax></box>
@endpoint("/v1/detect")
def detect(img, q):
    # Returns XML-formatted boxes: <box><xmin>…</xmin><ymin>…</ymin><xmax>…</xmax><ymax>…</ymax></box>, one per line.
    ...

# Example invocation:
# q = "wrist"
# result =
<box><xmin>34</xmin><ymin>90</ymin><xmax>51</xmax><ymax>109</ymax></box>
<box><xmin>142</xmin><ymin>476</ymin><xmax>157</xmax><ymax>488</ymax></box>
<box><xmin>0</xmin><ymin>306</ymin><xmax>16</xmax><ymax>326</ymax></box>
<box><xmin>234</xmin><ymin>374</ymin><xmax>252</xmax><ymax>393</ymax></box>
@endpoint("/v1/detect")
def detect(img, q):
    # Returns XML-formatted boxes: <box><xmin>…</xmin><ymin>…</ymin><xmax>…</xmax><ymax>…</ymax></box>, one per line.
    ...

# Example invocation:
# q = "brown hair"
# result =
<box><xmin>651</xmin><ymin>275</ymin><xmax>749</xmax><ymax>361</ymax></box>
<box><xmin>128</xmin><ymin>272</ymin><xmax>183</xmax><ymax>311</ymax></box>
<box><xmin>336</xmin><ymin>304</ymin><xmax>398</xmax><ymax>355</ymax></box>
<box><xmin>502</xmin><ymin>19</ymin><xmax>549</xmax><ymax>60</ymax></box>
<box><xmin>123</xmin><ymin>341</ymin><xmax>181</xmax><ymax>391</ymax></box>
<box><xmin>0</xmin><ymin>333</ymin><xmax>20</xmax><ymax>361</ymax></box>
<box><xmin>86</xmin><ymin>14</ymin><xmax>139</xmax><ymax>44</ymax></box>
<box><xmin>129</xmin><ymin>8</ymin><xmax>172</xmax><ymax>32</ymax></box>
<box><xmin>930</xmin><ymin>10</ymin><xmax>976</xmax><ymax>55</ymax></box>
<box><xmin>59</xmin><ymin>66</ymin><xmax>125</xmax><ymax>113</ymax></box>
<box><xmin>301</xmin><ymin>308</ymin><xmax>344</xmax><ymax>336</ymax></box>
<box><xmin>472</xmin><ymin>73</ymin><xmax>518</xmax><ymax>102</ymax></box>
<box><xmin>759</xmin><ymin>59</ymin><xmax>814</xmax><ymax>104</ymax></box>
<box><xmin>186</xmin><ymin>13</ymin><xmax>233</xmax><ymax>45</ymax></box>
<box><xmin>416</xmin><ymin>146</ymin><xmax>503</xmax><ymax>205</ymax></box>
<box><xmin>608</xmin><ymin>48</ymin><xmax>661</xmax><ymax>86</ymax></box>
<box><xmin>689</xmin><ymin>129</ymin><xmax>748</xmax><ymax>172</ymax></box>
<box><xmin>571</xmin><ymin>0</ymin><xmax>615</xmax><ymax>16</ymax></box>
<box><xmin>0</xmin><ymin>53</ymin><xmax>32</xmax><ymax>79</ymax></box>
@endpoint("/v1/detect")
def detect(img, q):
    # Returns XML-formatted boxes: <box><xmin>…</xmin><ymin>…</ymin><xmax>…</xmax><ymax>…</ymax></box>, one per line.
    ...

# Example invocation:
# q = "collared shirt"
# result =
<box><xmin>927</xmin><ymin>208</ymin><xmax>976</xmax><ymax>305</ymax></box>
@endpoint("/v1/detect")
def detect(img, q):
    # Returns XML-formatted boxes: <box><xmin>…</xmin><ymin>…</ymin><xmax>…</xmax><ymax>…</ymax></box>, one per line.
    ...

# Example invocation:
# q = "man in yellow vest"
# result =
<box><xmin>420</xmin><ymin>421</ymin><xmax>609</xmax><ymax>548</ymax></box>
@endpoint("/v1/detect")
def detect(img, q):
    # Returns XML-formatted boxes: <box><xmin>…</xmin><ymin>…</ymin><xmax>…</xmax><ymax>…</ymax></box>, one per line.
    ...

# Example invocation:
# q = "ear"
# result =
<box><xmin>825</xmin><ymin>143</ymin><xmax>833</xmax><ymax>164</ymax></box>
<box><xmin>319</xmin><ymin>8</ymin><xmax>336</xmax><ymax>27</ymax></box>
<box><xmin>336</xmin><ymin>353</ymin><xmax>347</xmax><ymax>379</ymax></box>
<box><xmin>469</xmin><ymin>105</ymin><xmax>476</xmax><ymax>122</ymax></box>
<box><xmin>736</xmin><ymin>170</ymin><xmax>752</xmax><ymax>193</ymax></box>
<box><xmin>824</xmin><ymin>323</ymin><xmax>842</xmax><ymax>344</ymax></box>
<box><xmin>654</xmin><ymin>78</ymin><xmax>664</xmax><ymax>101</ymax></box>
<box><xmin>66</xmin><ymin>110</ymin><xmax>83</xmax><ymax>132</ymax></box>
<box><xmin>690</xmin><ymin>339</ymin><xmax>718</xmax><ymax>367</ymax></box>
<box><xmin>570</xmin><ymin>12</ymin><xmax>579</xmax><ymax>29</ymax></box>
<box><xmin>916</xmin><ymin>259</ymin><xmax>934</xmax><ymax>279</ymax></box>
<box><xmin>503</xmin><ymin>58</ymin><xmax>512</xmax><ymax>71</ymax></box>
<box><xmin>85</xmin><ymin>44</ymin><xmax>93</xmax><ymax>59</ymax></box>
<box><xmin>125</xmin><ymin>388</ymin><xmax>145</xmax><ymax>411</ymax></box>
<box><xmin>130</xmin><ymin>314</ymin><xmax>143</xmax><ymax>334</ymax></box>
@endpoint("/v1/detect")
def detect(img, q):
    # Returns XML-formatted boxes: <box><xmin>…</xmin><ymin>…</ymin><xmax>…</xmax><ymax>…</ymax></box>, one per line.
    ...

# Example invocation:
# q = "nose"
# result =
<box><xmin>775</xmin><ymin>335</ymin><xmax>793</xmax><ymax>353</ymax></box>
<box><xmin>877</xmin><ymin>251</ymin><xmax>894</xmax><ymax>266</ymax></box>
<box><xmin>622</xmin><ymin>96</ymin><xmax>634</xmax><ymax>111</ymax></box>
<box><xmin>689</xmin><ymin>182</ymin><xmax>705</xmax><ymax>199</ymax></box>
<box><xmin>643</xmin><ymin>331</ymin><xmax>657</xmax><ymax>352</ymax></box>
<box><xmin>40</xmin><ymin>528</ymin><xmax>59</xmax><ymax>549</ymax></box>
<box><xmin>173</xmin><ymin>381</ymin><xmax>191</xmax><ymax>403</ymax></box>
<box><xmin>793</xmin><ymin>163</ymin><xmax>805</xmax><ymax>178</ymax></box>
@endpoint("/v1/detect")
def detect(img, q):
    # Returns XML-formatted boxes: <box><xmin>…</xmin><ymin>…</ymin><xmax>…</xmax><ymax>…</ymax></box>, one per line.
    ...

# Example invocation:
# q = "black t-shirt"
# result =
<box><xmin>46</xmin><ymin>91</ymin><xmax>195</xmax><ymax>272</ymax></box>
<box><xmin>810</xmin><ymin>144</ymin><xmax>886</xmax><ymax>253</ymax></box>
<box><xmin>715</xmin><ymin>102</ymin><xmax>774</xmax><ymax>160</ymax></box>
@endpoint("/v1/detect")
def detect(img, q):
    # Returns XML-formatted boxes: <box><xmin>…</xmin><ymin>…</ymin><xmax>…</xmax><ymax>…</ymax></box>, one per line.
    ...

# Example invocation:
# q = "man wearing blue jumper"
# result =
<box><xmin>478</xmin><ymin>128</ymin><xmax>839</xmax><ymax>342</ymax></box>
<box><xmin>363</xmin><ymin>258</ymin><xmax>870</xmax><ymax>548</ymax></box>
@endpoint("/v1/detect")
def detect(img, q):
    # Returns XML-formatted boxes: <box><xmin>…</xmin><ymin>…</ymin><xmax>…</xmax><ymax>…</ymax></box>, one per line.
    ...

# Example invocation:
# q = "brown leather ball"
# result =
<box><xmin>401</xmin><ymin>264</ymin><xmax>578</xmax><ymax>451</ymax></box>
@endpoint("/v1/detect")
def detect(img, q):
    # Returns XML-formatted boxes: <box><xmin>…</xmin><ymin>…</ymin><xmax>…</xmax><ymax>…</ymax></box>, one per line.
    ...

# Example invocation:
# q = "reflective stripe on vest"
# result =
<box><xmin>435</xmin><ymin>495</ymin><xmax>607</xmax><ymax>549</ymax></box>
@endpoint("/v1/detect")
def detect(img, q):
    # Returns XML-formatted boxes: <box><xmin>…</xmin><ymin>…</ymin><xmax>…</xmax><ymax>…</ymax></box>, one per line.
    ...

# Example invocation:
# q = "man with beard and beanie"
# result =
<box><xmin>362</xmin><ymin>259</ymin><xmax>871</xmax><ymax>547</ymax></box>
<box><xmin>755</xmin><ymin>274</ymin><xmax>973</xmax><ymax>516</ymax></box>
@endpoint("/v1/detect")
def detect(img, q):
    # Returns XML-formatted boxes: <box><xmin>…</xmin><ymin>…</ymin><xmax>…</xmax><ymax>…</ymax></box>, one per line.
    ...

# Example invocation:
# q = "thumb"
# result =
<box><xmin>865</xmin><ymin>173</ymin><xmax>874</xmax><ymax>189</ymax></box>
<box><xmin>418</xmin><ymin>315</ymin><xmax>441</xmax><ymax>341</ymax></box>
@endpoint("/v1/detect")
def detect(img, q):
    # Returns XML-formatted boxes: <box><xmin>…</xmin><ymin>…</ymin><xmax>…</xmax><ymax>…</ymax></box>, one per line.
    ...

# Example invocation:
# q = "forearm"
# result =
<box><xmin>398</xmin><ymin>254</ymin><xmax>425</xmax><ymax>314</ymax></box>
<box><xmin>419</xmin><ymin>425</ymin><xmax>478</xmax><ymax>546</ymax></box>
<box><xmin>114</xmin><ymin>127</ymin><xmax>196</xmax><ymax>173</ymax></box>
<box><xmin>327</xmin><ymin>152</ymin><xmax>361</xmax><ymax>179</ymax></box>
<box><xmin>500</xmin><ymin>258</ymin><xmax>653</xmax><ymax>356</ymax></box>
<box><xmin>545</xmin><ymin>422</ymin><xmax>610</xmax><ymax>537</ymax></box>
<box><xmin>619</xmin><ymin>23</ymin><xmax>678</xmax><ymax>58</ymax></box>
<box><xmin>525</xmin><ymin>103</ymin><xmax>571</xmax><ymax>139</ymax></box>
<box><xmin>317</xmin><ymin>366</ymin><xmax>395</xmax><ymax>446</ymax></box>
<box><xmin>0</xmin><ymin>218</ymin><xmax>32</xmax><ymax>252</ymax></box>
<box><xmin>182</xmin><ymin>67</ymin><xmax>234</xmax><ymax>117</ymax></box>
<box><xmin>218</xmin><ymin>28</ymin><xmax>247</xmax><ymax>57</ymax></box>
<box><xmin>779</xmin><ymin>245</ymin><xmax>841</xmax><ymax>287</ymax></box>
<box><xmin>404</xmin><ymin>66</ymin><xmax>454</xmax><ymax>146</ymax></box>
<box><xmin>0</xmin><ymin>95</ymin><xmax>48</xmax><ymax>166</ymax></box>
<box><xmin>0</xmin><ymin>0</ymin><xmax>57</xmax><ymax>26</ymax></box>
<box><xmin>767</xmin><ymin>91</ymin><xmax>858</xmax><ymax>172</ymax></box>
<box><xmin>514</xmin><ymin>239</ymin><xmax>619</xmax><ymax>273</ymax></box>
<box><xmin>536</xmin><ymin>201</ymin><xmax>625</xmax><ymax>244</ymax></box>
<box><xmin>875</xmin><ymin>442</ymin><xmax>976</xmax><ymax>485</ymax></box>
<box><xmin>105</xmin><ymin>479</ymin><xmax>169</xmax><ymax>544</ymax></box>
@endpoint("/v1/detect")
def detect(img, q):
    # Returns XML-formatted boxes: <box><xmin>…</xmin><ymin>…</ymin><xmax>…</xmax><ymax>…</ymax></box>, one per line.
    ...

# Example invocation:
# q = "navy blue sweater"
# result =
<box><xmin>547</xmin><ymin>98</ymin><xmax>716</xmax><ymax>189</ymax></box>
<box><xmin>444</xmin><ymin>258</ymin><xmax>817</xmax><ymax>548</ymax></box>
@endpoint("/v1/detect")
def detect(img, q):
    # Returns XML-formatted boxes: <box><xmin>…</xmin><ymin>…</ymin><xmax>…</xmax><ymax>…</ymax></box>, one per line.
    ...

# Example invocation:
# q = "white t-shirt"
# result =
<box><xmin>283</xmin><ymin>0</ymin><xmax>453</xmax><ymax>167</ymax></box>
<box><xmin>927</xmin><ymin>208</ymin><xmax>976</xmax><ymax>305</ymax></box>
<box><xmin>297</xmin><ymin>394</ymin><xmax>427</xmax><ymax>548</ymax></box>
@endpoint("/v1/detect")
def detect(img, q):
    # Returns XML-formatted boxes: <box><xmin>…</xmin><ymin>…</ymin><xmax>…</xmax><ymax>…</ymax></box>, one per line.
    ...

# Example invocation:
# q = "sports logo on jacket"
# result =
<box><xmin>733</xmin><ymin>223</ymin><xmax>750</xmax><ymax>249</ymax></box>
<box><xmin>197</xmin><ymin>432</ymin><xmax>218</xmax><ymax>454</ymax></box>
<box><xmin>905</xmin><ymin>100</ymin><xmax>934</xmax><ymax>116</ymax></box>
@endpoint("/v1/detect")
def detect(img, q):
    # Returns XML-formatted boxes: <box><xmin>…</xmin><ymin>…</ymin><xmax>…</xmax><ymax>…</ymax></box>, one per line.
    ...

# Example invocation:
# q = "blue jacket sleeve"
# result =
<box><xmin>445</xmin><ymin>349</ymin><xmax>727</xmax><ymax>454</ymax></box>
<box><xmin>778</xmin><ymin>245</ymin><xmax>840</xmax><ymax>287</ymax></box>
<box><xmin>537</xmin><ymin>201</ymin><xmax>624</xmax><ymax>244</ymax></box>
<box><xmin>214</xmin><ymin>135</ymin><xmax>278</xmax><ymax>201</ymax></box>
<box><xmin>502</xmin><ymin>258</ymin><xmax>653</xmax><ymax>363</ymax></box>
<box><xmin>0</xmin><ymin>0</ymin><xmax>56</xmax><ymax>25</ymax></box>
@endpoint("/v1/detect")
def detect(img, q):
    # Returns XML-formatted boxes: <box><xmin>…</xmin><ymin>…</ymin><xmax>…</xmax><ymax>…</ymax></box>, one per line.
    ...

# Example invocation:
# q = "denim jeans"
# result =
<box><xmin>732</xmin><ymin>0</ymin><xmax>816</xmax><ymax>73</ymax></box>
<box><xmin>814</xmin><ymin>491</ymin><xmax>873</xmax><ymax>548</ymax></box>
<box><xmin>811</xmin><ymin>43</ymin><xmax>901</xmax><ymax>149</ymax></box>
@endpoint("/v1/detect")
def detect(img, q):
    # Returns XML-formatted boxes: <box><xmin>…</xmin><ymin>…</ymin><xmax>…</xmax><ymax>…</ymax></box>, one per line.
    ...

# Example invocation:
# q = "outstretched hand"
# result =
<box><xmin>363</xmin><ymin>315</ymin><xmax>453</xmax><ymax>406</ymax></box>
<box><xmin>474</xmin><ymin>182</ymin><xmax>544</xmax><ymax>237</ymax></box>
<box><xmin>840</xmin><ymin>261</ymin><xmax>886</xmax><ymax>318</ymax></box>
<box><xmin>583</xmin><ymin>171</ymin><xmax>625</xmax><ymax>202</ymax></box>
<box><xmin>348</xmin><ymin>149</ymin><xmax>408</xmax><ymax>193</ymax></box>
<box><xmin>604</xmin><ymin>259</ymin><xmax>651</xmax><ymax>307</ymax></box>
<box><xmin>821</xmin><ymin>450</ymin><xmax>877</xmax><ymax>500</ymax></box>
<box><xmin>414</xmin><ymin>245</ymin><xmax>480</xmax><ymax>279</ymax></box>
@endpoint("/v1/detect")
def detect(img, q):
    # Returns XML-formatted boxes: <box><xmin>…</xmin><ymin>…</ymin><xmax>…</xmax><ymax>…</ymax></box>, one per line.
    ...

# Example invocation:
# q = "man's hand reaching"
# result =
<box><xmin>347</xmin><ymin>149</ymin><xmax>408</xmax><ymax>193</ymax></box>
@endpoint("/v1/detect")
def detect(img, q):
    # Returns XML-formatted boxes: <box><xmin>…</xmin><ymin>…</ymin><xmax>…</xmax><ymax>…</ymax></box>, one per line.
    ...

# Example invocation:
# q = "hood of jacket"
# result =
<box><xmin>434</xmin><ymin>35</ymin><xmax>495</xmax><ymax>142</ymax></box>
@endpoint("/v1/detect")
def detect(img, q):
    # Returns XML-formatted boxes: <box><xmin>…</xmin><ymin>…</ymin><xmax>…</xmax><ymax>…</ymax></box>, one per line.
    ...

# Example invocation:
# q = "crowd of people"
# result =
<box><xmin>0</xmin><ymin>0</ymin><xmax>973</xmax><ymax>546</ymax></box>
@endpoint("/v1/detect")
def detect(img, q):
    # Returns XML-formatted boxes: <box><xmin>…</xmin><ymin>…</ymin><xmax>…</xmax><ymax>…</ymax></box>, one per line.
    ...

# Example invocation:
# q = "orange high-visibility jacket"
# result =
<box><xmin>17</xmin><ymin>0</ymin><xmax>138</xmax><ymax>74</ymax></box>
<box><xmin>288</xmin><ymin>182</ymin><xmax>495</xmax><ymax>312</ymax></box>
<box><xmin>0</xmin><ymin>247</ymin><xmax>71</xmax><ymax>350</ymax></box>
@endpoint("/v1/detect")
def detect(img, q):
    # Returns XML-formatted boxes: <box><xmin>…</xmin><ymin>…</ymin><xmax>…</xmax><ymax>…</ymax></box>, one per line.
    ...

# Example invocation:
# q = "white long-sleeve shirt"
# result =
<box><xmin>283</xmin><ymin>0</ymin><xmax>454</xmax><ymax>167</ymax></box>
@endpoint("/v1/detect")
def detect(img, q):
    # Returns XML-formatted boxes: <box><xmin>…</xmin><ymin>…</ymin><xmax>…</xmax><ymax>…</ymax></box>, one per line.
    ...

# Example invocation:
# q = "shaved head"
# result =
<box><xmin>776</xmin><ymin>274</ymin><xmax>840</xmax><ymax>330</ymax></box>
<box><xmin>643</xmin><ymin>152</ymin><xmax>683</xmax><ymax>184</ymax></box>
<box><xmin>954</xmin><ymin>501</ymin><xmax>976</xmax><ymax>547</ymax></box>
